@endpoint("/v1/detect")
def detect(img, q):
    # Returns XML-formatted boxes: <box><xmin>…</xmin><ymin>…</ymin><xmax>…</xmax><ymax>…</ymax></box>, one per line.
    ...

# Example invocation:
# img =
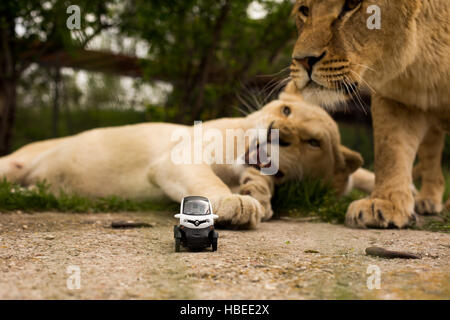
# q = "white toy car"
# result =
<box><xmin>173</xmin><ymin>196</ymin><xmax>219</xmax><ymax>252</ymax></box>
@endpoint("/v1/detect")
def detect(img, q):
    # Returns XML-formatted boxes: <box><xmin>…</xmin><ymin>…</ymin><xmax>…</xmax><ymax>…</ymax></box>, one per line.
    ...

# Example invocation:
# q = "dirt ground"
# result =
<box><xmin>0</xmin><ymin>210</ymin><xmax>449</xmax><ymax>300</ymax></box>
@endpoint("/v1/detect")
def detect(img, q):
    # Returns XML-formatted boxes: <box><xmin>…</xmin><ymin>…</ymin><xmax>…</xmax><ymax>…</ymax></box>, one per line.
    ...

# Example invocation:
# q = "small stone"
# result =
<box><xmin>44</xmin><ymin>235</ymin><xmax>56</xmax><ymax>240</ymax></box>
<box><xmin>22</xmin><ymin>225</ymin><xmax>28</xmax><ymax>230</ymax></box>
<box><xmin>304</xmin><ymin>250</ymin><xmax>320</xmax><ymax>254</ymax></box>
<box><xmin>365</xmin><ymin>246</ymin><xmax>421</xmax><ymax>259</ymax></box>
<box><xmin>111</xmin><ymin>220</ymin><xmax>154</xmax><ymax>229</ymax></box>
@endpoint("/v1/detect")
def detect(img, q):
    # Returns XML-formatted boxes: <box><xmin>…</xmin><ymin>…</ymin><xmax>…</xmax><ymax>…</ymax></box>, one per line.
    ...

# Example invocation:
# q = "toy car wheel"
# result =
<box><xmin>212</xmin><ymin>238</ymin><xmax>218</xmax><ymax>252</ymax></box>
<box><xmin>175</xmin><ymin>238</ymin><xmax>181</xmax><ymax>252</ymax></box>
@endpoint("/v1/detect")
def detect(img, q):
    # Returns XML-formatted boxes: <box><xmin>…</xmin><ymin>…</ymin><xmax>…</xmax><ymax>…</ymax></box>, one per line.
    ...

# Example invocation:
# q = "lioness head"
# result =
<box><xmin>289</xmin><ymin>0</ymin><xmax>422</xmax><ymax>106</ymax></box>
<box><xmin>248</xmin><ymin>93</ymin><xmax>363</xmax><ymax>195</ymax></box>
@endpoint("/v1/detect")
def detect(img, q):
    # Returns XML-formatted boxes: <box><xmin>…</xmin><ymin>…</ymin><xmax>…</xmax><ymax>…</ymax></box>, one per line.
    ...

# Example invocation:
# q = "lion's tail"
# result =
<box><xmin>351</xmin><ymin>168</ymin><xmax>375</xmax><ymax>194</ymax></box>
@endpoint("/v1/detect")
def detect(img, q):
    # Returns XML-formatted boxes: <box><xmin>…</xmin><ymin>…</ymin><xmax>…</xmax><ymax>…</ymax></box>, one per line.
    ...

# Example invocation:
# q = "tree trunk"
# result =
<box><xmin>52</xmin><ymin>68</ymin><xmax>61</xmax><ymax>137</ymax></box>
<box><xmin>0</xmin><ymin>12</ymin><xmax>18</xmax><ymax>155</ymax></box>
<box><xmin>188</xmin><ymin>0</ymin><xmax>231</xmax><ymax>122</ymax></box>
<box><xmin>0</xmin><ymin>78</ymin><xmax>17</xmax><ymax>155</ymax></box>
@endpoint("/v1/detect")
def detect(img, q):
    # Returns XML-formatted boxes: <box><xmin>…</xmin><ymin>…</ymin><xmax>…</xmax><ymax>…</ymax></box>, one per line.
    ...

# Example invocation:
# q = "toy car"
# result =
<box><xmin>174</xmin><ymin>196</ymin><xmax>219</xmax><ymax>252</ymax></box>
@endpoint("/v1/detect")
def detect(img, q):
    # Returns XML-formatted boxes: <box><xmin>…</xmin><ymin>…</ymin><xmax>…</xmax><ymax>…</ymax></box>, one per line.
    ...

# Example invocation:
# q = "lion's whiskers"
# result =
<box><xmin>260</xmin><ymin>66</ymin><xmax>291</xmax><ymax>96</ymax></box>
<box><xmin>349</xmin><ymin>70</ymin><xmax>377</xmax><ymax>94</ymax></box>
<box><xmin>265</xmin><ymin>76</ymin><xmax>292</xmax><ymax>103</ymax></box>
<box><xmin>343</xmin><ymin>75</ymin><xmax>369</xmax><ymax>115</ymax></box>
<box><xmin>353</xmin><ymin>63</ymin><xmax>377</xmax><ymax>73</ymax></box>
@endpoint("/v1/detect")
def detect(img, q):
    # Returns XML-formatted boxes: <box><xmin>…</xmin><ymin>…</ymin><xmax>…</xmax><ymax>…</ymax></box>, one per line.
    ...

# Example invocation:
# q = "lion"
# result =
<box><xmin>0</xmin><ymin>95</ymin><xmax>373</xmax><ymax>229</ymax></box>
<box><xmin>287</xmin><ymin>0</ymin><xmax>450</xmax><ymax>228</ymax></box>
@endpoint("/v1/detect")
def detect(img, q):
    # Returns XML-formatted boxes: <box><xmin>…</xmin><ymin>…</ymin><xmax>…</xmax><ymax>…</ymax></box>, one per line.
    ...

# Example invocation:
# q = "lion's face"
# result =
<box><xmin>252</xmin><ymin>95</ymin><xmax>363</xmax><ymax>194</ymax></box>
<box><xmin>290</xmin><ymin>0</ymin><xmax>421</xmax><ymax>106</ymax></box>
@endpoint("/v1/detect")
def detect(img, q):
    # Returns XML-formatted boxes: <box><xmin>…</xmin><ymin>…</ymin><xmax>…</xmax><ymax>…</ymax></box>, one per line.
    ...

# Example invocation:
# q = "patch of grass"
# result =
<box><xmin>417</xmin><ymin>212</ymin><xmax>450</xmax><ymax>233</ymax></box>
<box><xmin>271</xmin><ymin>177</ymin><xmax>365</xmax><ymax>224</ymax></box>
<box><xmin>422</xmin><ymin>170</ymin><xmax>450</xmax><ymax>233</ymax></box>
<box><xmin>273</xmin><ymin>174</ymin><xmax>450</xmax><ymax>232</ymax></box>
<box><xmin>0</xmin><ymin>179</ymin><xmax>178</xmax><ymax>213</ymax></box>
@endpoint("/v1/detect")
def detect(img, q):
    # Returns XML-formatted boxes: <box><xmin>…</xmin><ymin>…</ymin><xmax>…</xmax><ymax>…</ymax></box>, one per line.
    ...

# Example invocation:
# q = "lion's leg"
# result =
<box><xmin>414</xmin><ymin>127</ymin><xmax>445</xmax><ymax>215</ymax></box>
<box><xmin>346</xmin><ymin>96</ymin><xmax>428</xmax><ymax>228</ymax></box>
<box><xmin>238</xmin><ymin>167</ymin><xmax>275</xmax><ymax>221</ymax></box>
<box><xmin>149</xmin><ymin>159</ymin><xmax>265</xmax><ymax>229</ymax></box>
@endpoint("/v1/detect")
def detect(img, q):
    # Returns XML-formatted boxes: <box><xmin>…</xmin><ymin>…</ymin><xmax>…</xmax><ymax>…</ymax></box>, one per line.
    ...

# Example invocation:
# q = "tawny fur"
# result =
<box><xmin>288</xmin><ymin>0</ymin><xmax>449</xmax><ymax>228</ymax></box>
<box><xmin>1</xmin><ymin>97</ymin><xmax>371</xmax><ymax>229</ymax></box>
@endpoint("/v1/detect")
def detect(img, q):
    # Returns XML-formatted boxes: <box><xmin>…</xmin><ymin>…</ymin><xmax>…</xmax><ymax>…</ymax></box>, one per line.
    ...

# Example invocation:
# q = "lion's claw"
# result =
<box><xmin>414</xmin><ymin>197</ymin><xmax>442</xmax><ymax>215</ymax></box>
<box><xmin>346</xmin><ymin>198</ymin><xmax>417</xmax><ymax>229</ymax></box>
<box><xmin>211</xmin><ymin>195</ymin><xmax>265</xmax><ymax>229</ymax></box>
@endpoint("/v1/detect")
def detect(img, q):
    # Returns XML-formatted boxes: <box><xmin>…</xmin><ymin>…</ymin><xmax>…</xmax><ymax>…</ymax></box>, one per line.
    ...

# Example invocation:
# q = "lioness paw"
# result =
<box><xmin>211</xmin><ymin>195</ymin><xmax>264</xmax><ymax>229</ymax></box>
<box><xmin>346</xmin><ymin>198</ymin><xmax>417</xmax><ymax>229</ymax></box>
<box><xmin>239</xmin><ymin>183</ymin><xmax>273</xmax><ymax>221</ymax></box>
<box><xmin>414</xmin><ymin>196</ymin><xmax>443</xmax><ymax>215</ymax></box>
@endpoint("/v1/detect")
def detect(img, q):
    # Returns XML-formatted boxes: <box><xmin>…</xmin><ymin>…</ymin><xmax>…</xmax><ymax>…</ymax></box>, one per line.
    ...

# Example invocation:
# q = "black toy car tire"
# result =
<box><xmin>175</xmin><ymin>237</ymin><xmax>181</xmax><ymax>252</ymax></box>
<box><xmin>212</xmin><ymin>238</ymin><xmax>218</xmax><ymax>252</ymax></box>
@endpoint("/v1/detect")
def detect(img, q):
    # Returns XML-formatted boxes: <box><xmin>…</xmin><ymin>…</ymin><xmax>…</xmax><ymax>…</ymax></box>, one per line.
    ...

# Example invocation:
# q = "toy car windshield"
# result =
<box><xmin>183</xmin><ymin>199</ymin><xmax>210</xmax><ymax>215</ymax></box>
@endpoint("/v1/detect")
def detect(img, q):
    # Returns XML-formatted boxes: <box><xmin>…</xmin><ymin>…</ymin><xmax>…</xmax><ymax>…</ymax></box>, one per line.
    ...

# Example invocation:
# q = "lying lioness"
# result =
<box><xmin>0</xmin><ymin>94</ymin><xmax>373</xmax><ymax>228</ymax></box>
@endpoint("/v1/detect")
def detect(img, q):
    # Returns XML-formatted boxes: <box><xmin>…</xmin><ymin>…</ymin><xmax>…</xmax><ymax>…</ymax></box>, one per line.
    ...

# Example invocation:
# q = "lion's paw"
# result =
<box><xmin>211</xmin><ymin>194</ymin><xmax>265</xmax><ymax>229</ymax></box>
<box><xmin>239</xmin><ymin>183</ymin><xmax>273</xmax><ymax>221</ymax></box>
<box><xmin>346</xmin><ymin>198</ymin><xmax>417</xmax><ymax>229</ymax></box>
<box><xmin>414</xmin><ymin>196</ymin><xmax>443</xmax><ymax>215</ymax></box>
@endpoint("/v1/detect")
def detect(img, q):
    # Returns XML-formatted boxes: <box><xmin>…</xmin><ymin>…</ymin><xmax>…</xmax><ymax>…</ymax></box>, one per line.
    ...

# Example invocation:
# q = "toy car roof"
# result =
<box><xmin>182</xmin><ymin>196</ymin><xmax>210</xmax><ymax>203</ymax></box>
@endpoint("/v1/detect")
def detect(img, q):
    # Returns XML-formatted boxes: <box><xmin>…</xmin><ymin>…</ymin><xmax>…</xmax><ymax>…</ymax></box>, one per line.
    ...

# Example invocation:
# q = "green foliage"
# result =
<box><xmin>0</xmin><ymin>0</ymin><xmax>116</xmax><ymax>46</ymax></box>
<box><xmin>338</xmin><ymin>122</ymin><xmax>374</xmax><ymax>169</ymax></box>
<box><xmin>444</xmin><ymin>169</ymin><xmax>450</xmax><ymax>203</ymax></box>
<box><xmin>12</xmin><ymin>105</ymin><xmax>147</xmax><ymax>151</ymax></box>
<box><xmin>444</xmin><ymin>136</ymin><xmax>450</xmax><ymax>171</ymax></box>
<box><xmin>0</xmin><ymin>179</ymin><xmax>178</xmax><ymax>213</ymax></box>
<box><xmin>271</xmin><ymin>177</ymin><xmax>365</xmax><ymax>224</ymax></box>
<box><xmin>120</xmin><ymin>0</ymin><xmax>296</xmax><ymax>122</ymax></box>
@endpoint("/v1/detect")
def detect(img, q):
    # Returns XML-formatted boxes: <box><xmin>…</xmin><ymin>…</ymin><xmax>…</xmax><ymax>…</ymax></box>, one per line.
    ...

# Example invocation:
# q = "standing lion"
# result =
<box><xmin>287</xmin><ymin>0</ymin><xmax>449</xmax><ymax>228</ymax></box>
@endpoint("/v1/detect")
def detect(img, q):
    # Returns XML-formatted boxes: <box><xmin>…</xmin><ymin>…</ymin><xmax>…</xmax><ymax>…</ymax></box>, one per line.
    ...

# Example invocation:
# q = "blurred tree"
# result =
<box><xmin>120</xmin><ymin>0</ymin><xmax>296</xmax><ymax>123</ymax></box>
<box><xmin>0</xmin><ymin>0</ymin><xmax>117</xmax><ymax>154</ymax></box>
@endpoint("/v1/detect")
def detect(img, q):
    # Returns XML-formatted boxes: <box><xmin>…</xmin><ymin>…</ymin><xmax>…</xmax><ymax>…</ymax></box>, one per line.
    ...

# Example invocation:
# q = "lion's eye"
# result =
<box><xmin>282</xmin><ymin>106</ymin><xmax>291</xmax><ymax>116</ymax></box>
<box><xmin>298</xmin><ymin>5</ymin><xmax>309</xmax><ymax>17</ymax></box>
<box><xmin>343</xmin><ymin>0</ymin><xmax>362</xmax><ymax>12</ymax></box>
<box><xmin>305</xmin><ymin>139</ymin><xmax>321</xmax><ymax>148</ymax></box>
<box><xmin>279</xmin><ymin>138</ymin><xmax>291</xmax><ymax>147</ymax></box>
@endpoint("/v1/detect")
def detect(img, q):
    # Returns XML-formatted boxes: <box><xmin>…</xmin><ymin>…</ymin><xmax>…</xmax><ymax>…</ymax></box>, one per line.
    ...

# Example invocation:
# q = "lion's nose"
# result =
<box><xmin>293</xmin><ymin>52</ymin><xmax>326</xmax><ymax>75</ymax></box>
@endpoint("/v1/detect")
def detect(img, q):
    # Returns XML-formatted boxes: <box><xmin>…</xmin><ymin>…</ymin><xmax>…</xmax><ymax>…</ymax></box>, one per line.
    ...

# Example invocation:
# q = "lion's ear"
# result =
<box><xmin>279</xmin><ymin>81</ymin><xmax>303</xmax><ymax>102</ymax></box>
<box><xmin>340</xmin><ymin>146</ymin><xmax>363</xmax><ymax>174</ymax></box>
